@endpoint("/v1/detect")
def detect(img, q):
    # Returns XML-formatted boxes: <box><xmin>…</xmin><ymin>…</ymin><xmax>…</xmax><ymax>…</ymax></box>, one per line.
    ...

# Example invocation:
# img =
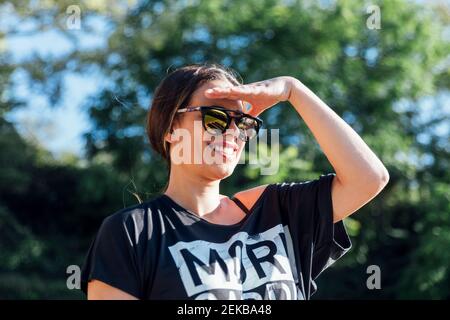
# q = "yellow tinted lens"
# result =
<box><xmin>204</xmin><ymin>109</ymin><xmax>228</xmax><ymax>134</ymax></box>
<box><xmin>237</xmin><ymin>117</ymin><xmax>257</xmax><ymax>129</ymax></box>
<box><xmin>237</xmin><ymin>117</ymin><xmax>258</xmax><ymax>140</ymax></box>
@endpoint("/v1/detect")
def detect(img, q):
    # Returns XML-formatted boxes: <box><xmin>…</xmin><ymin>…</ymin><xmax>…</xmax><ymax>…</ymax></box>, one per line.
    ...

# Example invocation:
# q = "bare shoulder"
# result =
<box><xmin>232</xmin><ymin>184</ymin><xmax>269</xmax><ymax>211</ymax></box>
<box><xmin>87</xmin><ymin>280</ymin><xmax>139</xmax><ymax>300</ymax></box>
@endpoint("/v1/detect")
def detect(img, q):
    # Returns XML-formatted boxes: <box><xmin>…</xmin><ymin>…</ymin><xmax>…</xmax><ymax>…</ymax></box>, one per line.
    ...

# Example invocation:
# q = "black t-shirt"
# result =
<box><xmin>81</xmin><ymin>173</ymin><xmax>351</xmax><ymax>300</ymax></box>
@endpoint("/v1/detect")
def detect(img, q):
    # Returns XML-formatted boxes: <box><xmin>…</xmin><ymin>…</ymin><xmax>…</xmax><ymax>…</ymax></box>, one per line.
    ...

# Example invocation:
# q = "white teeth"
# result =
<box><xmin>223</xmin><ymin>147</ymin><xmax>234</xmax><ymax>155</ymax></box>
<box><xmin>212</xmin><ymin>145</ymin><xmax>235</xmax><ymax>155</ymax></box>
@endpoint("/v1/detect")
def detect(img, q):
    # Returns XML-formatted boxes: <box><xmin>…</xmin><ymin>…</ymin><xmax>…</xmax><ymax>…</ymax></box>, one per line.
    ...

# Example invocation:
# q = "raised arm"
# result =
<box><xmin>205</xmin><ymin>76</ymin><xmax>389</xmax><ymax>222</ymax></box>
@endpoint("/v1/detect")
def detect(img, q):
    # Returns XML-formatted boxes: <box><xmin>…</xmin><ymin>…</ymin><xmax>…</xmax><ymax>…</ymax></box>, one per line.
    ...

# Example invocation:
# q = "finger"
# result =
<box><xmin>205</xmin><ymin>87</ymin><xmax>247</xmax><ymax>99</ymax></box>
<box><xmin>205</xmin><ymin>86</ymin><xmax>261</xmax><ymax>98</ymax></box>
<box><xmin>204</xmin><ymin>87</ymin><xmax>228</xmax><ymax>97</ymax></box>
<box><xmin>234</xmin><ymin>85</ymin><xmax>263</xmax><ymax>97</ymax></box>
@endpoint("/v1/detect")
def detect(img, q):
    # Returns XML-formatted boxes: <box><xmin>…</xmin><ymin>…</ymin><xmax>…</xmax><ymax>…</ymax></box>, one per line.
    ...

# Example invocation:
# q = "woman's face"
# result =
<box><xmin>168</xmin><ymin>79</ymin><xmax>247</xmax><ymax>181</ymax></box>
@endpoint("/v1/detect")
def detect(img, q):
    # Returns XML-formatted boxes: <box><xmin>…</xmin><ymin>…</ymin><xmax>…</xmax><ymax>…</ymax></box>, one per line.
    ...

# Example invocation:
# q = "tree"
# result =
<box><xmin>1</xmin><ymin>0</ymin><xmax>449</xmax><ymax>298</ymax></box>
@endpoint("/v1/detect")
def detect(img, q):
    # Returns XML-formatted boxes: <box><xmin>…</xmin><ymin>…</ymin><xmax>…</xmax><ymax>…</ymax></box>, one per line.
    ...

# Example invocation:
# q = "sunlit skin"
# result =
<box><xmin>88</xmin><ymin>76</ymin><xmax>389</xmax><ymax>299</ymax></box>
<box><xmin>168</xmin><ymin>80</ymin><xmax>247</xmax><ymax>186</ymax></box>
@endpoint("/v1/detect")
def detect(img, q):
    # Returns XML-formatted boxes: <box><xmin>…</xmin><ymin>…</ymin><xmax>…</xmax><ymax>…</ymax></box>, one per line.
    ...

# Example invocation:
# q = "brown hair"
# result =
<box><xmin>146</xmin><ymin>63</ymin><xmax>242</xmax><ymax>188</ymax></box>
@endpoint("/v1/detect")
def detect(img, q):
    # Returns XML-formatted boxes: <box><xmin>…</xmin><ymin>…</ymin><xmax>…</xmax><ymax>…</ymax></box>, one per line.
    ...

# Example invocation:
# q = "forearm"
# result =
<box><xmin>287</xmin><ymin>77</ymin><xmax>389</xmax><ymax>188</ymax></box>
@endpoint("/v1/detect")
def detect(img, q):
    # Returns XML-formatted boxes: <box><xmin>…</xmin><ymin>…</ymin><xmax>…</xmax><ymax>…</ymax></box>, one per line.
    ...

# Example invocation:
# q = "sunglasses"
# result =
<box><xmin>176</xmin><ymin>106</ymin><xmax>263</xmax><ymax>142</ymax></box>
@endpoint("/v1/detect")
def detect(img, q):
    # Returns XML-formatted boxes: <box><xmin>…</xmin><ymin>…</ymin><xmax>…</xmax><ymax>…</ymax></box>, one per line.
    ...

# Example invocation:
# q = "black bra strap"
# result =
<box><xmin>231</xmin><ymin>196</ymin><xmax>250</xmax><ymax>215</ymax></box>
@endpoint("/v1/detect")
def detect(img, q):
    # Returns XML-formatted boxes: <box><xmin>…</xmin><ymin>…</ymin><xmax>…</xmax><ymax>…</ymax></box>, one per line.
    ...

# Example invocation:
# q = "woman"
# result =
<box><xmin>81</xmin><ymin>63</ymin><xmax>389</xmax><ymax>300</ymax></box>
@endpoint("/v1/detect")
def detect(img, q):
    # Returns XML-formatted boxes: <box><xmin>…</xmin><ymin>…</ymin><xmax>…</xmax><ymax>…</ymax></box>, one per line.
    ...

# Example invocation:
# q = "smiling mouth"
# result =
<box><xmin>207</xmin><ymin>142</ymin><xmax>239</xmax><ymax>159</ymax></box>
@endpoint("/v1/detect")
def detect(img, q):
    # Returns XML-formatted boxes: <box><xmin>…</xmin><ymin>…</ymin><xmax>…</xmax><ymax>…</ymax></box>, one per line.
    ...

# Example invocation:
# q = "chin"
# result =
<box><xmin>206</xmin><ymin>162</ymin><xmax>237</xmax><ymax>180</ymax></box>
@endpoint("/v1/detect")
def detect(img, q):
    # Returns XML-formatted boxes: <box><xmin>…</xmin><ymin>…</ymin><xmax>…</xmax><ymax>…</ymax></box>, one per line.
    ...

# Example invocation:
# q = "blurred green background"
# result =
<box><xmin>0</xmin><ymin>0</ymin><xmax>449</xmax><ymax>299</ymax></box>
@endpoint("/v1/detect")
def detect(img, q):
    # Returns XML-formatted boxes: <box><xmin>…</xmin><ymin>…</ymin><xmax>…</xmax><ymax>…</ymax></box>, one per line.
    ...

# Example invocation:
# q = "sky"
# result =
<box><xmin>3</xmin><ymin>9</ymin><xmax>110</xmax><ymax>159</ymax></box>
<box><xmin>2</xmin><ymin>2</ymin><xmax>449</xmax><ymax>161</ymax></box>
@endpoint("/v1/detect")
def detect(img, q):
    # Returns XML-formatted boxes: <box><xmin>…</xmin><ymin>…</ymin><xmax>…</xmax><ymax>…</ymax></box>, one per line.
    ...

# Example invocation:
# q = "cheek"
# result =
<box><xmin>238</xmin><ymin>139</ymin><xmax>246</xmax><ymax>150</ymax></box>
<box><xmin>179</xmin><ymin>118</ymin><xmax>202</xmax><ymax>146</ymax></box>
<box><xmin>235</xmin><ymin>142</ymin><xmax>246</xmax><ymax>160</ymax></box>
<box><xmin>168</xmin><ymin>120</ymin><xmax>199</xmax><ymax>161</ymax></box>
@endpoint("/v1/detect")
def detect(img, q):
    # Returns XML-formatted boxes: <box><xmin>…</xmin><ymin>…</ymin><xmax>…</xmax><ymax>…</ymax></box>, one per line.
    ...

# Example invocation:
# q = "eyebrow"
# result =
<box><xmin>185</xmin><ymin>100</ymin><xmax>245</xmax><ymax>112</ymax></box>
<box><xmin>226</xmin><ymin>101</ymin><xmax>245</xmax><ymax>112</ymax></box>
<box><xmin>201</xmin><ymin>104</ymin><xmax>243</xmax><ymax>112</ymax></box>
<box><xmin>222</xmin><ymin>106</ymin><xmax>244</xmax><ymax>114</ymax></box>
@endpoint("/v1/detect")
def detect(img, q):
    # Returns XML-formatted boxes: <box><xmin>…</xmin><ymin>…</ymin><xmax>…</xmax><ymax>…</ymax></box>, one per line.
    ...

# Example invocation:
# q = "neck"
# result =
<box><xmin>164</xmin><ymin>166</ymin><xmax>222</xmax><ymax>217</ymax></box>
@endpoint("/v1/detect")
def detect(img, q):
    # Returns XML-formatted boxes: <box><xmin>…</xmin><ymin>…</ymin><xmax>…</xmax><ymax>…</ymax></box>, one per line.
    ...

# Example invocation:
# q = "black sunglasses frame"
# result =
<box><xmin>176</xmin><ymin>106</ymin><xmax>263</xmax><ymax>141</ymax></box>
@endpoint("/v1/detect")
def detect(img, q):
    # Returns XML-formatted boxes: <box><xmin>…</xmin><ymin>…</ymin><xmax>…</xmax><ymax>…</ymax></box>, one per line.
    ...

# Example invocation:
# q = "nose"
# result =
<box><xmin>229</xmin><ymin>117</ymin><xmax>239</xmax><ymax>130</ymax></box>
<box><xmin>225</xmin><ymin>118</ymin><xmax>240</xmax><ymax>143</ymax></box>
